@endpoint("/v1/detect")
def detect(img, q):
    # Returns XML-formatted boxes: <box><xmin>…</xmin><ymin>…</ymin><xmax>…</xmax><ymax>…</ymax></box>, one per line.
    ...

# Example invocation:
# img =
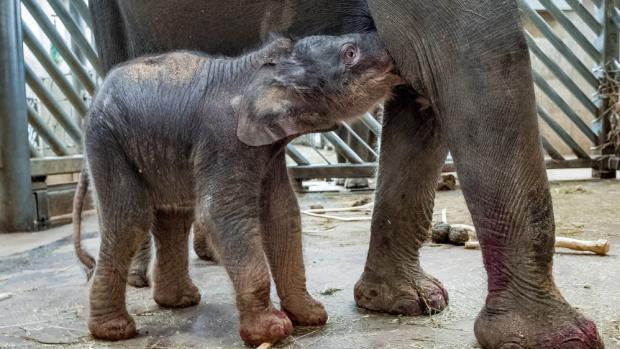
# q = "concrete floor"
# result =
<box><xmin>0</xmin><ymin>179</ymin><xmax>618</xmax><ymax>348</ymax></box>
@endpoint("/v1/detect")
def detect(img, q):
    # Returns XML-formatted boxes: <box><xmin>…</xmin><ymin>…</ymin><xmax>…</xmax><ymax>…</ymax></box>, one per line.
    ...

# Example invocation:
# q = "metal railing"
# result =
<box><xmin>0</xmin><ymin>0</ymin><xmax>619</xmax><ymax>231</ymax></box>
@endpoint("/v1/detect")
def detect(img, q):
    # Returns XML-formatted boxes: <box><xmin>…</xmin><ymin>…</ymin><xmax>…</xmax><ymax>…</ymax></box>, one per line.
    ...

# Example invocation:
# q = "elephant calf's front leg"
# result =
<box><xmin>201</xmin><ymin>182</ymin><xmax>293</xmax><ymax>347</ymax></box>
<box><xmin>260</xmin><ymin>155</ymin><xmax>327</xmax><ymax>326</ymax></box>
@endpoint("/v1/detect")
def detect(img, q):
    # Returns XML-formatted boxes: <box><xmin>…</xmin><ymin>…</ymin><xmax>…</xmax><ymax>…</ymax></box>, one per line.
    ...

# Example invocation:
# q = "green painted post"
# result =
<box><xmin>0</xmin><ymin>0</ymin><xmax>35</xmax><ymax>232</ymax></box>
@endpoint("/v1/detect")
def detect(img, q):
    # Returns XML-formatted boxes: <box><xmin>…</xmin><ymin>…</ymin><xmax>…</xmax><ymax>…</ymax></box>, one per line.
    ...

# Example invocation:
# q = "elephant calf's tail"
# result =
<box><xmin>73</xmin><ymin>168</ymin><xmax>96</xmax><ymax>280</ymax></box>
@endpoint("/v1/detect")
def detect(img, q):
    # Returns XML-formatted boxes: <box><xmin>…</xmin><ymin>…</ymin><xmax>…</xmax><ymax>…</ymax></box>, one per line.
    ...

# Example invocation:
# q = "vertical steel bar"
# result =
<box><xmin>0</xmin><ymin>0</ymin><xmax>35</xmax><ymax>231</ymax></box>
<box><xmin>593</xmin><ymin>0</ymin><xmax>619</xmax><ymax>178</ymax></box>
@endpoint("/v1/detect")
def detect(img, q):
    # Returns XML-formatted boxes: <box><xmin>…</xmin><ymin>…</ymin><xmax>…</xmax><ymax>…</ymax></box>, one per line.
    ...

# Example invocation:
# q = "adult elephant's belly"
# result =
<box><xmin>115</xmin><ymin>0</ymin><xmax>374</xmax><ymax>59</ymax></box>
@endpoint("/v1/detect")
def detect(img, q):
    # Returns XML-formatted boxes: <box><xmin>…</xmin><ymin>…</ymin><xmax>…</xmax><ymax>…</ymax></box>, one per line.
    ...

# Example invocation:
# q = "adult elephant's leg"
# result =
<box><xmin>368</xmin><ymin>1</ymin><xmax>602</xmax><ymax>347</ymax></box>
<box><xmin>355</xmin><ymin>86</ymin><xmax>449</xmax><ymax>315</ymax></box>
<box><xmin>260</xmin><ymin>153</ymin><xmax>327</xmax><ymax>326</ymax></box>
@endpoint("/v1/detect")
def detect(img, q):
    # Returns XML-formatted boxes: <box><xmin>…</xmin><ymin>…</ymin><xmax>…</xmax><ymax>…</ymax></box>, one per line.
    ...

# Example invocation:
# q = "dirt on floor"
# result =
<box><xmin>0</xmin><ymin>180</ymin><xmax>618</xmax><ymax>348</ymax></box>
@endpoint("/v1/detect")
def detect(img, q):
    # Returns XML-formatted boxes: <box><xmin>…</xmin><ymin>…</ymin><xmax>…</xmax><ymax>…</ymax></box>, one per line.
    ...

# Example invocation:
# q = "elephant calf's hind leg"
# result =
<box><xmin>87</xmin><ymin>158</ymin><xmax>152</xmax><ymax>340</ymax></box>
<box><xmin>127</xmin><ymin>235</ymin><xmax>152</xmax><ymax>288</ymax></box>
<box><xmin>151</xmin><ymin>209</ymin><xmax>201</xmax><ymax>308</ymax></box>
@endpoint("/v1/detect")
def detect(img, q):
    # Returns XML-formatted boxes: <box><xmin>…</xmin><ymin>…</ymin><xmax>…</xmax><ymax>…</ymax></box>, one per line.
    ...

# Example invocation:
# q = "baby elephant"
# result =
<box><xmin>79</xmin><ymin>33</ymin><xmax>401</xmax><ymax>346</ymax></box>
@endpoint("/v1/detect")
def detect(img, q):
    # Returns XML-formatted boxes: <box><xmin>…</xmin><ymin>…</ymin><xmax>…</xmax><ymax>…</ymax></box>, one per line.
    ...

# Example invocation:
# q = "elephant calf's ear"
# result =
<box><xmin>236</xmin><ymin>88</ymin><xmax>317</xmax><ymax>147</ymax></box>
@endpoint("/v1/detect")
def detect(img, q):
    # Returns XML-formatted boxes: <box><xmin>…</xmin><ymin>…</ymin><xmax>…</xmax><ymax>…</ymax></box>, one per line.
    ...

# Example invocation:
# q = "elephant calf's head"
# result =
<box><xmin>237</xmin><ymin>33</ymin><xmax>404</xmax><ymax>146</ymax></box>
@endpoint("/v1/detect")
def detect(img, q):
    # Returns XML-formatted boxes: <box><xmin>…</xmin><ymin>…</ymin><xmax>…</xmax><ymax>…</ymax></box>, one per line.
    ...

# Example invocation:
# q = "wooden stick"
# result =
<box><xmin>301</xmin><ymin>211</ymin><xmax>372</xmax><ymax>221</ymax></box>
<box><xmin>465</xmin><ymin>237</ymin><xmax>610</xmax><ymax>255</ymax></box>
<box><xmin>303</xmin><ymin>203</ymin><xmax>373</xmax><ymax>214</ymax></box>
<box><xmin>257</xmin><ymin>343</ymin><xmax>272</xmax><ymax>349</ymax></box>
<box><xmin>555</xmin><ymin>237</ymin><xmax>610</xmax><ymax>255</ymax></box>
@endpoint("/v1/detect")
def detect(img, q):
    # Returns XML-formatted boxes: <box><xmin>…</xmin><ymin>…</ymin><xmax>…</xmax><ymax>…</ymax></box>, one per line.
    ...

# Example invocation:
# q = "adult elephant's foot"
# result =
<box><xmin>475</xmin><ymin>293</ymin><xmax>603</xmax><ymax>349</ymax></box>
<box><xmin>153</xmin><ymin>280</ymin><xmax>201</xmax><ymax>308</ymax></box>
<box><xmin>239</xmin><ymin>308</ymin><xmax>293</xmax><ymax>347</ymax></box>
<box><xmin>89</xmin><ymin>312</ymin><xmax>136</xmax><ymax>340</ymax></box>
<box><xmin>354</xmin><ymin>269</ymin><xmax>448</xmax><ymax>315</ymax></box>
<box><xmin>281</xmin><ymin>293</ymin><xmax>328</xmax><ymax>326</ymax></box>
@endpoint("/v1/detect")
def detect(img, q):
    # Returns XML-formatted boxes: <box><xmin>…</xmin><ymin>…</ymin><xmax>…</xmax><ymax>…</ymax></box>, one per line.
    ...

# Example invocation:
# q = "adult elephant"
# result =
<box><xmin>88</xmin><ymin>1</ymin><xmax>602</xmax><ymax>348</ymax></box>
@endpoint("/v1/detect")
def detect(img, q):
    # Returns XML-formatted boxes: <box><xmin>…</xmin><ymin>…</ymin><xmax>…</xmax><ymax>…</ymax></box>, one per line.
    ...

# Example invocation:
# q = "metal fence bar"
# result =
<box><xmin>361</xmin><ymin>112</ymin><xmax>382</xmax><ymax>136</ymax></box>
<box><xmin>46</xmin><ymin>0</ymin><xmax>102</xmax><ymax>76</ymax></box>
<box><xmin>22</xmin><ymin>0</ymin><xmax>97</xmax><ymax>94</ymax></box>
<box><xmin>26</xmin><ymin>104</ymin><xmax>71</xmax><ymax>156</ymax></box>
<box><xmin>70</xmin><ymin>0</ymin><xmax>92</xmax><ymax>30</ymax></box>
<box><xmin>565</xmin><ymin>0</ymin><xmax>603</xmax><ymax>34</ymax></box>
<box><xmin>526</xmin><ymin>32</ymin><xmax>597</xmax><ymax>116</ymax></box>
<box><xmin>592</xmin><ymin>0</ymin><xmax>619</xmax><ymax>178</ymax></box>
<box><xmin>520</xmin><ymin>0</ymin><xmax>599</xmax><ymax>89</ymax></box>
<box><xmin>533</xmin><ymin>70</ymin><xmax>598</xmax><ymax>144</ymax></box>
<box><xmin>289</xmin><ymin>164</ymin><xmax>376</xmax><ymax>179</ymax></box>
<box><xmin>541</xmin><ymin>136</ymin><xmax>566</xmax><ymax>161</ymax></box>
<box><xmin>537</xmin><ymin>105</ymin><xmax>591</xmax><ymax>159</ymax></box>
<box><xmin>612</xmin><ymin>7</ymin><xmax>620</xmax><ymax>29</ymax></box>
<box><xmin>24</xmin><ymin>65</ymin><xmax>82</xmax><ymax>143</ymax></box>
<box><xmin>29</xmin><ymin>142</ymin><xmax>43</xmax><ymax>158</ymax></box>
<box><xmin>321</xmin><ymin>132</ymin><xmax>364</xmax><ymax>164</ymax></box>
<box><xmin>22</xmin><ymin>24</ymin><xmax>89</xmax><ymax>116</ymax></box>
<box><xmin>339</xmin><ymin>122</ymin><xmax>379</xmax><ymax>158</ymax></box>
<box><xmin>0</xmin><ymin>0</ymin><xmax>35</xmax><ymax>232</ymax></box>
<box><xmin>286</xmin><ymin>144</ymin><xmax>311</xmax><ymax>165</ymax></box>
<box><xmin>537</xmin><ymin>0</ymin><xmax>601</xmax><ymax>61</ymax></box>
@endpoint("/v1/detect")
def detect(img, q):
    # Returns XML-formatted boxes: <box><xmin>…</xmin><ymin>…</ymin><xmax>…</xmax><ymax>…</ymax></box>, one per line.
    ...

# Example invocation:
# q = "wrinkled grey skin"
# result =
<box><xmin>78</xmin><ymin>34</ymin><xmax>400</xmax><ymax>346</ymax></box>
<box><xmin>86</xmin><ymin>1</ymin><xmax>604</xmax><ymax>348</ymax></box>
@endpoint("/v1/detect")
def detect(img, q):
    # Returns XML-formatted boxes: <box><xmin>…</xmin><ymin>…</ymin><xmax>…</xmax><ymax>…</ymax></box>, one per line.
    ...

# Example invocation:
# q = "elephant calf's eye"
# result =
<box><xmin>341</xmin><ymin>44</ymin><xmax>359</xmax><ymax>67</ymax></box>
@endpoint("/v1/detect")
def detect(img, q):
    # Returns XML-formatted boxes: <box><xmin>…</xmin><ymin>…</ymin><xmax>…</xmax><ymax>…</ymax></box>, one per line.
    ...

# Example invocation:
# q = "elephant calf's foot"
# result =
<box><xmin>354</xmin><ymin>271</ymin><xmax>448</xmax><ymax>316</ymax></box>
<box><xmin>475</xmin><ymin>296</ymin><xmax>603</xmax><ymax>349</ymax></box>
<box><xmin>239</xmin><ymin>308</ymin><xmax>293</xmax><ymax>347</ymax></box>
<box><xmin>88</xmin><ymin>312</ymin><xmax>136</xmax><ymax>340</ymax></box>
<box><xmin>153</xmin><ymin>280</ymin><xmax>201</xmax><ymax>308</ymax></box>
<box><xmin>127</xmin><ymin>270</ymin><xmax>150</xmax><ymax>288</ymax></box>
<box><xmin>193</xmin><ymin>239</ymin><xmax>220</xmax><ymax>263</ymax></box>
<box><xmin>282</xmin><ymin>293</ymin><xmax>328</xmax><ymax>326</ymax></box>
